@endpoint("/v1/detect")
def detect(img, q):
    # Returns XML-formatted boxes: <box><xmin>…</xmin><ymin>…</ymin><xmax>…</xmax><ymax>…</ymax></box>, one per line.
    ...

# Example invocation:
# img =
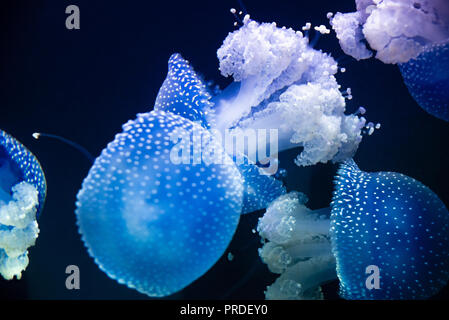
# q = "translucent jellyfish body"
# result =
<box><xmin>76</xmin><ymin>110</ymin><xmax>244</xmax><ymax>297</ymax></box>
<box><xmin>258</xmin><ymin>160</ymin><xmax>449</xmax><ymax>299</ymax></box>
<box><xmin>0</xmin><ymin>130</ymin><xmax>46</xmax><ymax>280</ymax></box>
<box><xmin>330</xmin><ymin>0</ymin><xmax>449</xmax><ymax>121</ymax></box>
<box><xmin>399</xmin><ymin>40</ymin><xmax>449</xmax><ymax>121</ymax></box>
<box><xmin>211</xmin><ymin>16</ymin><xmax>367</xmax><ymax>167</ymax></box>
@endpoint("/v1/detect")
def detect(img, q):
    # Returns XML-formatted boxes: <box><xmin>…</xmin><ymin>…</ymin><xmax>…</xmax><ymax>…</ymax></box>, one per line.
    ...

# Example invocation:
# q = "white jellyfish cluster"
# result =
<box><xmin>211</xmin><ymin>15</ymin><xmax>368</xmax><ymax>167</ymax></box>
<box><xmin>257</xmin><ymin>192</ymin><xmax>336</xmax><ymax>299</ymax></box>
<box><xmin>0</xmin><ymin>182</ymin><xmax>39</xmax><ymax>280</ymax></box>
<box><xmin>329</xmin><ymin>0</ymin><xmax>449</xmax><ymax>64</ymax></box>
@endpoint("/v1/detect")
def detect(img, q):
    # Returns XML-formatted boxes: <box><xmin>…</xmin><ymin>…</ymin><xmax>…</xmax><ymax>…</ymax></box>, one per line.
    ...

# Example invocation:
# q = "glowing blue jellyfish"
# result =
<box><xmin>399</xmin><ymin>40</ymin><xmax>449</xmax><ymax>121</ymax></box>
<box><xmin>154</xmin><ymin>53</ymin><xmax>286</xmax><ymax>214</ymax></box>
<box><xmin>0</xmin><ymin>129</ymin><xmax>46</xmax><ymax>280</ymax></box>
<box><xmin>330</xmin><ymin>0</ymin><xmax>449</xmax><ymax>121</ymax></box>
<box><xmin>75</xmin><ymin>110</ymin><xmax>244</xmax><ymax>297</ymax></box>
<box><xmin>258</xmin><ymin>159</ymin><xmax>449</xmax><ymax>299</ymax></box>
<box><xmin>76</xmin><ymin>12</ymin><xmax>378</xmax><ymax>297</ymax></box>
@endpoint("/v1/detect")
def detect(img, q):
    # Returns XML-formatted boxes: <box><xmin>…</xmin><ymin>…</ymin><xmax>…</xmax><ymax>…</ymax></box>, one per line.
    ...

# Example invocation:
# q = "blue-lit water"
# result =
<box><xmin>0</xmin><ymin>0</ymin><xmax>448</xmax><ymax>299</ymax></box>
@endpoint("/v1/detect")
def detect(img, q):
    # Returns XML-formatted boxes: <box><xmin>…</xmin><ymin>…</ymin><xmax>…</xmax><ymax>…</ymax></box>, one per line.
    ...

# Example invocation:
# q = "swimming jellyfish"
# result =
<box><xmin>329</xmin><ymin>0</ymin><xmax>449</xmax><ymax>121</ymax></box>
<box><xmin>0</xmin><ymin>129</ymin><xmax>46</xmax><ymax>280</ymax></box>
<box><xmin>75</xmin><ymin>111</ymin><xmax>244</xmax><ymax>296</ymax></box>
<box><xmin>76</xmin><ymin>12</ymin><xmax>376</xmax><ymax>296</ymax></box>
<box><xmin>258</xmin><ymin>159</ymin><xmax>449</xmax><ymax>299</ymax></box>
<box><xmin>154</xmin><ymin>53</ymin><xmax>286</xmax><ymax>214</ymax></box>
<box><xmin>209</xmin><ymin>15</ymin><xmax>369</xmax><ymax>167</ymax></box>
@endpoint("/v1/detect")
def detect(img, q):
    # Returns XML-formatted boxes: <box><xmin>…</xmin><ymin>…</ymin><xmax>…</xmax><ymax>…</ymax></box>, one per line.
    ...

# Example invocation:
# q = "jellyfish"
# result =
<box><xmin>329</xmin><ymin>0</ymin><xmax>449</xmax><ymax>121</ymax></box>
<box><xmin>76</xmin><ymin>12</ymin><xmax>372</xmax><ymax>297</ymax></box>
<box><xmin>0</xmin><ymin>129</ymin><xmax>46</xmax><ymax>280</ymax></box>
<box><xmin>208</xmin><ymin>15</ymin><xmax>369</xmax><ymax>167</ymax></box>
<box><xmin>154</xmin><ymin>53</ymin><xmax>286</xmax><ymax>214</ymax></box>
<box><xmin>258</xmin><ymin>159</ymin><xmax>449</xmax><ymax>299</ymax></box>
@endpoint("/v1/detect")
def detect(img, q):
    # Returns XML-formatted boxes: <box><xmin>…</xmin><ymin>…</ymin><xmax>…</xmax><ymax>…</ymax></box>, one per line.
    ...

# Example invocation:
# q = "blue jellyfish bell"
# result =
<box><xmin>399</xmin><ymin>39</ymin><xmax>449</xmax><ymax>122</ymax></box>
<box><xmin>155</xmin><ymin>53</ymin><xmax>286</xmax><ymax>214</ymax></box>
<box><xmin>258</xmin><ymin>159</ymin><xmax>449</xmax><ymax>300</ymax></box>
<box><xmin>331</xmin><ymin>159</ymin><xmax>449</xmax><ymax>299</ymax></box>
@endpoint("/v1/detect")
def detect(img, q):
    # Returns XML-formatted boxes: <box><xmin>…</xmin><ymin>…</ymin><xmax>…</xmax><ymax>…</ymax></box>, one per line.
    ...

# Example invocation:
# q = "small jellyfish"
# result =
<box><xmin>399</xmin><ymin>40</ymin><xmax>449</xmax><ymax>121</ymax></box>
<box><xmin>330</xmin><ymin>0</ymin><xmax>449</xmax><ymax>121</ymax></box>
<box><xmin>258</xmin><ymin>159</ymin><xmax>449</xmax><ymax>299</ymax></box>
<box><xmin>0</xmin><ymin>129</ymin><xmax>46</xmax><ymax>280</ymax></box>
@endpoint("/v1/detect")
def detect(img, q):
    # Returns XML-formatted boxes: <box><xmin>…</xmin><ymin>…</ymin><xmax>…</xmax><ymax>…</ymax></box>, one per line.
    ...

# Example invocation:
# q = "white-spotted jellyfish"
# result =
<box><xmin>154</xmin><ymin>53</ymin><xmax>286</xmax><ymax>214</ymax></box>
<box><xmin>258</xmin><ymin>159</ymin><xmax>449</xmax><ymax>299</ymax></box>
<box><xmin>0</xmin><ymin>129</ymin><xmax>46</xmax><ymax>280</ymax></box>
<box><xmin>76</xmin><ymin>110</ymin><xmax>244</xmax><ymax>297</ymax></box>
<box><xmin>329</xmin><ymin>0</ymin><xmax>449</xmax><ymax>121</ymax></box>
<box><xmin>209</xmin><ymin>15</ymin><xmax>369</xmax><ymax>167</ymax></box>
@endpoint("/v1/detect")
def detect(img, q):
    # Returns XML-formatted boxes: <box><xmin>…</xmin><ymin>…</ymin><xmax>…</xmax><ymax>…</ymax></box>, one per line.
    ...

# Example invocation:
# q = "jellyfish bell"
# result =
<box><xmin>154</xmin><ymin>53</ymin><xmax>215</xmax><ymax>129</ymax></box>
<box><xmin>0</xmin><ymin>129</ymin><xmax>46</xmax><ymax>280</ymax></box>
<box><xmin>75</xmin><ymin>110</ymin><xmax>244</xmax><ymax>297</ymax></box>
<box><xmin>155</xmin><ymin>52</ymin><xmax>287</xmax><ymax>214</ymax></box>
<box><xmin>258</xmin><ymin>159</ymin><xmax>449</xmax><ymax>299</ymax></box>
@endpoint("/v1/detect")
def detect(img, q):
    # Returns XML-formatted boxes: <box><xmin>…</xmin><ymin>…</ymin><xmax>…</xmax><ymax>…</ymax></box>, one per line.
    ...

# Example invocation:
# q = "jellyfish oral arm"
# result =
<box><xmin>258</xmin><ymin>192</ymin><xmax>337</xmax><ymax>299</ymax></box>
<box><xmin>264</xmin><ymin>256</ymin><xmax>336</xmax><ymax>300</ymax></box>
<box><xmin>211</xmin><ymin>18</ymin><xmax>367</xmax><ymax>167</ymax></box>
<box><xmin>0</xmin><ymin>182</ymin><xmax>39</xmax><ymax>280</ymax></box>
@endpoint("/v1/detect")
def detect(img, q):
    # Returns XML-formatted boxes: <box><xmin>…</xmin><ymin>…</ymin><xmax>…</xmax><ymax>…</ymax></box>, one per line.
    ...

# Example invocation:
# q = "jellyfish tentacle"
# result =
<box><xmin>331</xmin><ymin>159</ymin><xmax>449</xmax><ymax>299</ymax></box>
<box><xmin>258</xmin><ymin>192</ymin><xmax>337</xmax><ymax>299</ymax></box>
<box><xmin>32</xmin><ymin>132</ymin><xmax>95</xmax><ymax>162</ymax></box>
<box><xmin>264</xmin><ymin>256</ymin><xmax>336</xmax><ymax>300</ymax></box>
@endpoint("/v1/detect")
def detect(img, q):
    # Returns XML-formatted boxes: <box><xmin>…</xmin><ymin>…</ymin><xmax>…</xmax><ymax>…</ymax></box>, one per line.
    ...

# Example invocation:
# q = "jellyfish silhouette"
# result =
<box><xmin>258</xmin><ymin>159</ymin><xmax>449</xmax><ymax>299</ymax></box>
<box><xmin>399</xmin><ymin>40</ymin><xmax>449</xmax><ymax>121</ymax></box>
<box><xmin>154</xmin><ymin>53</ymin><xmax>214</xmax><ymax>129</ymax></box>
<box><xmin>0</xmin><ymin>129</ymin><xmax>46</xmax><ymax>280</ymax></box>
